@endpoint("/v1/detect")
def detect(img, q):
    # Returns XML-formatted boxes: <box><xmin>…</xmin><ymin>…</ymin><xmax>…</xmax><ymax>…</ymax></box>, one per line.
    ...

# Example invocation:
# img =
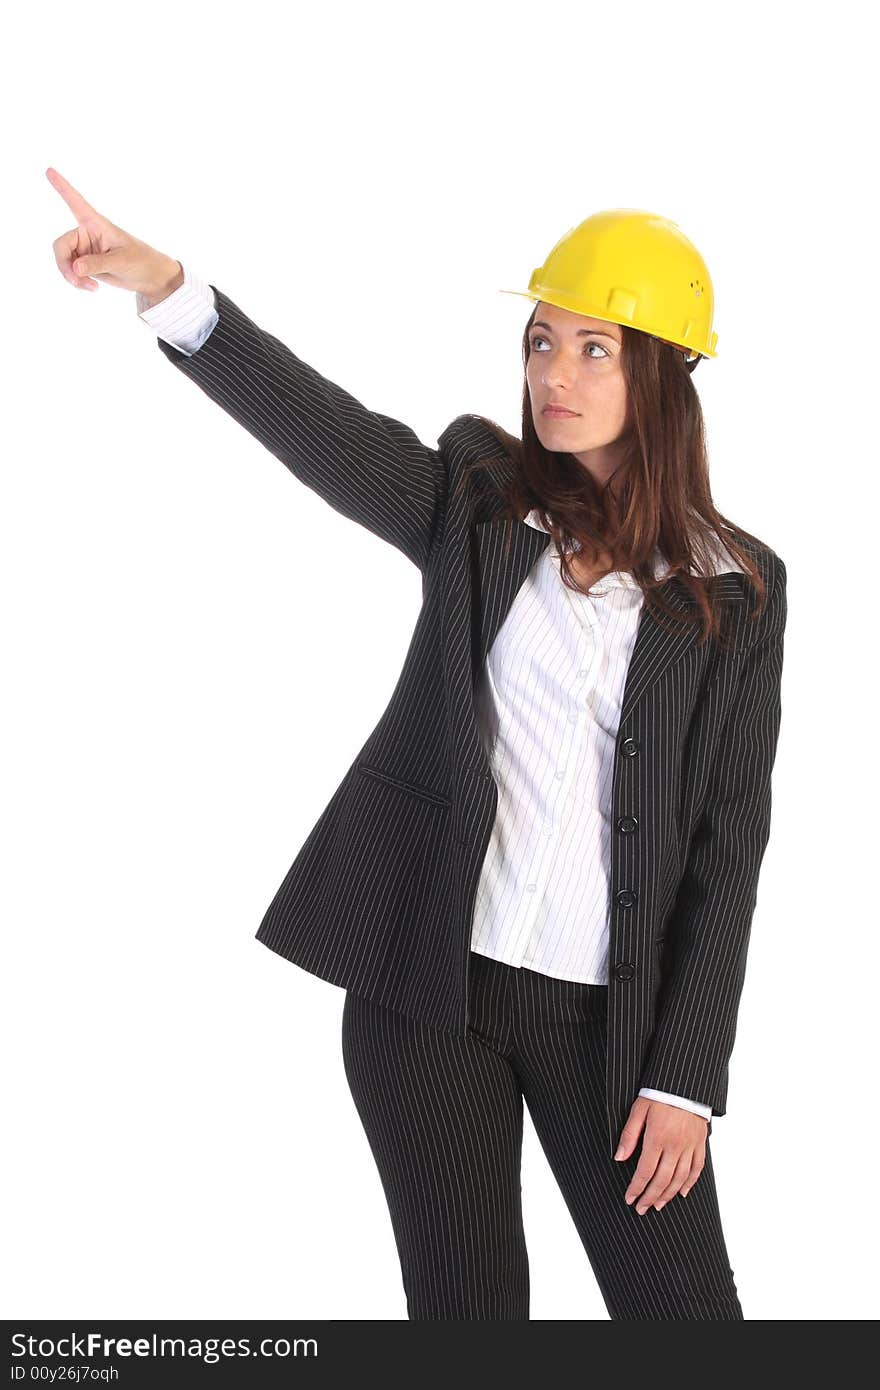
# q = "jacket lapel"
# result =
<box><xmin>472</xmin><ymin>517</ymin><xmax>552</xmax><ymax>669</ymax></box>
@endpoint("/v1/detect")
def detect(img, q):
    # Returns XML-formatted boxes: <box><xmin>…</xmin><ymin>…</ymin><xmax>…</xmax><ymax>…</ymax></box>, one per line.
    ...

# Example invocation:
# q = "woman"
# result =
<box><xmin>49</xmin><ymin>171</ymin><xmax>787</xmax><ymax>1320</ymax></box>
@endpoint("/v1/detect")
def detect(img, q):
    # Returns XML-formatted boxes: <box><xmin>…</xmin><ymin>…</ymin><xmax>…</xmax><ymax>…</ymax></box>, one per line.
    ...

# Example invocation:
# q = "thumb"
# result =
<box><xmin>73</xmin><ymin>254</ymin><xmax>111</xmax><ymax>279</ymax></box>
<box><xmin>614</xmin><ymin>1098</ymin><xmax>649</xmax><ymax>1160</ymax></box>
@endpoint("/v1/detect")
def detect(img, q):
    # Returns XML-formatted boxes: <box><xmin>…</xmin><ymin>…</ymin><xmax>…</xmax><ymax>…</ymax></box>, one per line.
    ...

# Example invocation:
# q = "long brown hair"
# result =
<box><xmin>453</xmin><ymin>302</ymin><xmax>772</xmax><ymax>651</ymax></box>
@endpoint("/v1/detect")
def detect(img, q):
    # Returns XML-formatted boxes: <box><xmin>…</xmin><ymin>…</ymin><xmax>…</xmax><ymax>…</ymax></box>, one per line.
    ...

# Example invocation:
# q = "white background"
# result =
<box><xmin>4</xmin><ymin>0</ymin><xmax>877</xmax><ymax>1321</ymax></box>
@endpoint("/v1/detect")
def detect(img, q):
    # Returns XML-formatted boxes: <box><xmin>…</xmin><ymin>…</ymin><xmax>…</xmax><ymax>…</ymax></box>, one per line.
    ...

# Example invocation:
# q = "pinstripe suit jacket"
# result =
<box><xmin>156</xmin><ymin>285</ymin><xmax>787</xmax><ymax>1158</ymax></box>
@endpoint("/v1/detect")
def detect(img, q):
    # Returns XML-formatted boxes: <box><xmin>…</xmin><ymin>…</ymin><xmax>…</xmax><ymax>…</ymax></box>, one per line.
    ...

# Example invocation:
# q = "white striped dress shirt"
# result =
<box><xmin>138</xmin><ymin>265</ymin><xmax>743</xmax><ymax>1120</ymax></box>
<box><xmin>471</xmin><ymin>523</ymin><xmax>670</xmax><ymax>985</ymax></box>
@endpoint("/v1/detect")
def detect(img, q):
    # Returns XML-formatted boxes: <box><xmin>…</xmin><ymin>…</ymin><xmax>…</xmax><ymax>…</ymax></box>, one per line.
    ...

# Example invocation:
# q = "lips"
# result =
<box><xmin>543</xmin><ymin>406</ymin><xmax>578</xmax><ymax>417</ymax></box>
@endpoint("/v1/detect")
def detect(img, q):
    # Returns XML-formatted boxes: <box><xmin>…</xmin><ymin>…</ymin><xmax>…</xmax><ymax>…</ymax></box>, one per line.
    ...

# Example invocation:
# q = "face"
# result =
<box><xmin>526</xmin><ymin>301</ymin><xmax>628</xmax><ymax>486</ymax></box>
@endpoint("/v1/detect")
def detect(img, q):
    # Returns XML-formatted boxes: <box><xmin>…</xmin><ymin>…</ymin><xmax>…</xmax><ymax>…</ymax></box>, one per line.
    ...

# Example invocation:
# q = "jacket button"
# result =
<box><xmin>615</xmin><ymin>889</ymin><xmax>637</xmax><ymax>908</ymax></box>
<box><xmin>617</xmin><ymin>815</ymin><xmax>638</xmax><ymax>834</ymax></box>
<box><xmin>613</xmin><ymin>961</ymin><xmax>636</xmax><ymax>981</ymax></box>
<box><xmin>620</xmin><ymin>736</ymin><xmax>639</xmax><ymax>758</ymax></box>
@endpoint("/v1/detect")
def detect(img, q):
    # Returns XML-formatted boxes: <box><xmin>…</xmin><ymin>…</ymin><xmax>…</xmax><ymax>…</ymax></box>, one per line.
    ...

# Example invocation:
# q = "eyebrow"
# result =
<box><xmin>531</xmin><ymin>319</ymin><xmax>619</xmax><ymax>343</ymax></box>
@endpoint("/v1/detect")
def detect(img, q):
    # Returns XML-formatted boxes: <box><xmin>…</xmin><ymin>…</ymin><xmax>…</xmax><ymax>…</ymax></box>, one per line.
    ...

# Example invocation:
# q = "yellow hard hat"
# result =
<box><xmin>500</xmin><ymin>208</ymin><xmax>718</xmax><ymax>361</ymax></box>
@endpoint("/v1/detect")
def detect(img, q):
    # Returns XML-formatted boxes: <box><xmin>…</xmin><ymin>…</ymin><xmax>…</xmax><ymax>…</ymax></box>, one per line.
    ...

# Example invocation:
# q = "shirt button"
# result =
<box><xmin>577</xmin><ymin>667</ymin><xmax>590</xmax><ymax>677</ymax></box>
<box><xmin>525</xmin><ymin>883</ymin><xmax>537</xmax><ymax>892</ymax></box>
<box><xmin>568</xmin><ymin>712</ymin><xmax>578</xmax><ymax>723</ymax></box>
<box><xmin>555</xmin><ymin>770</ymin><xmax>565</xmax><ymax>779</ymax></box>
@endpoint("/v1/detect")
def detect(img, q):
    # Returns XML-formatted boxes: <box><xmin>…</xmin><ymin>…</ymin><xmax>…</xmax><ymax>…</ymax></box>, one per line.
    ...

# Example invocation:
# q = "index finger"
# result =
<box><xmin>45</xmin><ymin>167</ymin><xmax>98</xmax><ymax>223</ymax></box>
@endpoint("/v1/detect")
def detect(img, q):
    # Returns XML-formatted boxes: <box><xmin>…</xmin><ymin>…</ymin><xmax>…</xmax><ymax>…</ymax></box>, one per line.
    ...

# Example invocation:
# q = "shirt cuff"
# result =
<box><xmin>638</xmin><ymin>1087</ymin><xmax>712</xmax><ymax>1121</ymax></box>
<box><xmin>137</xmin><ymin>263</ymin><xmax>218</xmax><ymax>357</ymax></box>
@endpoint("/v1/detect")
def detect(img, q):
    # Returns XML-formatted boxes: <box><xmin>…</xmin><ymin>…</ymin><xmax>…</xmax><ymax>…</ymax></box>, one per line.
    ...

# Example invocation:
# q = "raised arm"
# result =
<box><xmin>151</xmin><ymin>281</ymin><xmax>446</xmax><ymax>572</ymax></box>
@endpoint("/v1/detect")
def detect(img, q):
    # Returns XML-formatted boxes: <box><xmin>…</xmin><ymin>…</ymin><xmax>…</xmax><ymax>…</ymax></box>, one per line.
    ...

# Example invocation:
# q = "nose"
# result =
<box><xmin>540</xmin><ymin>352</ymin><xmax>578</xmax><ymax>389</ymax></box>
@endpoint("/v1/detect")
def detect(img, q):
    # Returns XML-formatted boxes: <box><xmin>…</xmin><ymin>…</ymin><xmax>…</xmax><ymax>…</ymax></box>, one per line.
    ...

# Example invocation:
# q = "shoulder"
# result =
<box><xmin>723</xmin><ymin>530</ymin><xmax>787</xmax><ymax>647</ymax></box>
<box><xmin>438</xmin><ymin>413</ymin><xmax>519</xmax><ymax>467</ymax></box>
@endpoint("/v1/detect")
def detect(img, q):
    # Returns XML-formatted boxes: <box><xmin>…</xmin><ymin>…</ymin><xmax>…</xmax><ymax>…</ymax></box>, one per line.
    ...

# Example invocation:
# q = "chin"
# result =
<box><xmin>538</xmin><ymin>418</ymin><xmax>587</xmax><ymax>439</ymax></box>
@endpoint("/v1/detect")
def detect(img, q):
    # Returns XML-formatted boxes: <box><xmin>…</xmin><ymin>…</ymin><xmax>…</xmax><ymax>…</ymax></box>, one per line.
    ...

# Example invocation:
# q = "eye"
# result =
<box><xmin>530</xmin><ymin>333</ymin><xmax>608</xmax><ymax>359</ymax></box>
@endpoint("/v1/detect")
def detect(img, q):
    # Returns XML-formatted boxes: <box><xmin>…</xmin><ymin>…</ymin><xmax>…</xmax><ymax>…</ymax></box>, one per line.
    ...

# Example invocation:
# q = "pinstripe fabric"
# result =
<box><xmin>342</xmin><ymin>948</ymin><xmax>743</xmax><ymax>1319</ymax></box>
<box><xmin>149</xmin><ymin>281</ymin><xmax>787</xmax><ymax>1162</ymax></box>
<box><xmin>142</xmin><ymin>268</ymin><xmax>717</xmax><ymax>1123</ymax></box>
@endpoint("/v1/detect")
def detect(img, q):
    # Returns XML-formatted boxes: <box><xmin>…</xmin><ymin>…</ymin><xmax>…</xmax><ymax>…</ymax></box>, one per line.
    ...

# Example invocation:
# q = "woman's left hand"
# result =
<box><xmin>614</xmin><ymin>1096</ymin><xmax>708</xmax><ymax>1214</ymax></box>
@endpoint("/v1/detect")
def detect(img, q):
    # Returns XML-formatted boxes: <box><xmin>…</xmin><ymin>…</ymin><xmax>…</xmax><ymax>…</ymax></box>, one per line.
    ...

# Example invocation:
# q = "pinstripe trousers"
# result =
<box><xmin>341</xmin><ymin>948</ymin><xmax>744</xmax><ymax>1320</ymax></box>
